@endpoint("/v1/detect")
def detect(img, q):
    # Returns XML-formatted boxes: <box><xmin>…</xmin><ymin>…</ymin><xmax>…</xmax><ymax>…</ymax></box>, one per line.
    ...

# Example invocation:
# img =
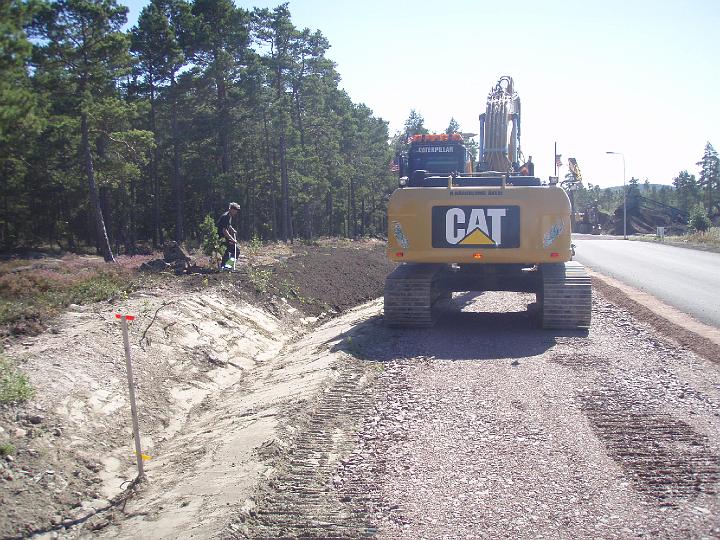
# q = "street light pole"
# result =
<box><xmin>606</xmin><ymin>151</ymin><xmax>627</xmax><ymax>239</ymax></box>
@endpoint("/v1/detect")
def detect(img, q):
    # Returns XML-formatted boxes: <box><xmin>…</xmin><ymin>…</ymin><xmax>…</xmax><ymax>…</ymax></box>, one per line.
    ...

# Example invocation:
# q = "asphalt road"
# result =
<box><xmin>573</xmin><ymin>236</ymin><xmax>720</xmax><ymax>327</ymax></box>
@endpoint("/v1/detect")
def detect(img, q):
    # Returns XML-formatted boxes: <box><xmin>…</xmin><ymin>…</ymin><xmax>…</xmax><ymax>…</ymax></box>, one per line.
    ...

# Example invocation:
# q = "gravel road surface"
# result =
<box><xmin>237</xmin><ymin>290</ymin><xmax>720</xmax><ymax>539</ymax></box>
<box><xmin>573</xmin><ymin>236</ymin><xmax>720</xmax><ymax>327</ymax></box>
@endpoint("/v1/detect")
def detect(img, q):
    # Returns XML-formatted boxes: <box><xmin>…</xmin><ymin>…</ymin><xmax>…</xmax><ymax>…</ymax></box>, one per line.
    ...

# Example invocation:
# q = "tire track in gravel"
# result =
<box><xmin>581</xmin><ymin>386</ymin><xmax>720</xmax><ymax>505</ymax></box>
<box><xmin>232</xmin><ymin>356</ymin><xmax>383</xmax><ymax>539</ymax></box>
<box><xmin>553</xmin><ymin>350</ymin><xmax>720</xmax><ymax>506</ymax></box>
<box><xmin>351</xmin><ymin>292</ymin><xmax>720</xmax><ymax>539</ymax></box>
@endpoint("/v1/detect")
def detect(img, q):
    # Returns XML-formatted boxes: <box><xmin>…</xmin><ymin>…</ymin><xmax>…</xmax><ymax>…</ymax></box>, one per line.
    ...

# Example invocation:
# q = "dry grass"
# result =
<box><xmin>634</xmin><ymin>227</ymin><xmax>720</xmax><ymax>252</ymax></box>
<box><xmin>682</xmin><ymin>227</ymin><xmax>720</xmax><ymax>246</ymax></box>
<box><xmin>661</xmin><ymin>227</ymin><xmax>720</xmax><ymax>250</ymax></box>
<box><xmin>0</xmin><ymin>254</ymin><xmax>156</xmax><ymax>336</ymax></box>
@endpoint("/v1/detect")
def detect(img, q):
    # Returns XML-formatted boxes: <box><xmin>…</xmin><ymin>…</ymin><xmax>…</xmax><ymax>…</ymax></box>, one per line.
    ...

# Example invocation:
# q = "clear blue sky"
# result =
<box><xmin>123</xmin><ymin>0</ymin><xmax>720</xmax><ymax>188</ymax></box>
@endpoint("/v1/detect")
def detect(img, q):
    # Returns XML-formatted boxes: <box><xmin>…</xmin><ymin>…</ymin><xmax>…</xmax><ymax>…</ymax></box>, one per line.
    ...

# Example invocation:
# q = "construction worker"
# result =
<box><xmin>217</xmin><ymin>202</ymin><xmax>240</xmax><ymax>269</ymax></box>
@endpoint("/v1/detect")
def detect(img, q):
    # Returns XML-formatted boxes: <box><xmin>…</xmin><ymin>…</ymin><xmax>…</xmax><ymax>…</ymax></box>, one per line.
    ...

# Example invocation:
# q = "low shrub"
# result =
<box><xmin>0</xmin><ymin>254</ymin><xmax>153</xmax><ymax>335</ymax></box>
<box><xmin>0</xmin><ymin>354</ymin><xmax>34</xmax><ymax>404</ymax></box>
<box><xmin>688</xmin><ymin>205</ymin><xmax>712</xmax><ymax>232</ymax></box>
<box><xmin>0</xmin><ymin>443</ymin><xmax>15</xmax><ymax>457</ymax></box>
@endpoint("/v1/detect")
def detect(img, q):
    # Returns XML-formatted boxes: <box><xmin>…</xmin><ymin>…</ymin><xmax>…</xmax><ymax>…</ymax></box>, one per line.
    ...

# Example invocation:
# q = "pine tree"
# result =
<box><xmin>672</xmin><ymin>170</ymin><xmax>700</xmax><ymax>212</ymax></box>
<box><xmin>404</xmin><ymin>109</ymin><xmax>428</xmax><ymax>138</ymax></box>
<box><xmin>32</xmin><ymin>0</ymin><xmax>133</xmax><ymax>261</ymax></box>
<box><xmin>445</xmin><ymin>117</ymin><xmax>460</xmax><ymax>135</ymax></box>
<box><xmin>131</xmin><ymin>0</ymin><xmax>190</xmax><ymax>244</ymax></box>
<box><xmin>697</xmin><ymin>142</ymin><xmax>719</xmax><ymax>217</ymax></box>
<box><xmin>0</xmin><ymin>0</ymin><xmax>43</xmax><ymax>248</ymax></box>
<box><xmin>191</xmin><ymin>0</ymin><xmax>250</xmax><ymax>177</ymax></box>
<box><xmin>254</xmin><ymin>4</ymin><xmax>298</xmax><ymax>241</ymax></box>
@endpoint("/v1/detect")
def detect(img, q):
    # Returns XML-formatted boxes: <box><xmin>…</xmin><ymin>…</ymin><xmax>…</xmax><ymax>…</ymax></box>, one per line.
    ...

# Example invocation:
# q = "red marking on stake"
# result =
<box><xmin>115</xmin><ymin>314</ymin><xmax>135</xmax><ymax>321</ymax></box>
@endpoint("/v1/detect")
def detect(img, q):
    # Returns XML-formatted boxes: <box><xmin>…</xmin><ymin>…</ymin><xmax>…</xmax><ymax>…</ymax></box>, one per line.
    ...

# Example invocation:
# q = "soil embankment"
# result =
<box><xmin>0</xmin><ymin>239</ymin><xmax>394</xmax><ymax>538</ymax></box>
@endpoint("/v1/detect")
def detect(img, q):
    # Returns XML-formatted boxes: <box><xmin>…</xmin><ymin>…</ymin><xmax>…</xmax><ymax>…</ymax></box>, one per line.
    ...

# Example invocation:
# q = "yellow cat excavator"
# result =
<box><xmin>385</xmin><ymin>76</ymin><xmax>591</xmax><ymax>329</ymax></box>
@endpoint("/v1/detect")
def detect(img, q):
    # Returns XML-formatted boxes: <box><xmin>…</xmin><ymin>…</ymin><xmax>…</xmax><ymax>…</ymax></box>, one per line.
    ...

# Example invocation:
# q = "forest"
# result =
<box><xmin>1</xmin><ymin>0</ymin><xmax>397</xmax><ymax>260</ymax></box>
<box><xmin>3</xmin><ymin>0</ymin><xmax>719</xmax><ymax>261</ymax></box>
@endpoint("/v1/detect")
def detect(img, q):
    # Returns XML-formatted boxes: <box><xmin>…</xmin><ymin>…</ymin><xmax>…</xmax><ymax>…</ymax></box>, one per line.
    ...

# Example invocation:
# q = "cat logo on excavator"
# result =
<box><xmin>431</xmin><ymin>206</ymin><xmax>520</xmax><ymax>248</ymax></box>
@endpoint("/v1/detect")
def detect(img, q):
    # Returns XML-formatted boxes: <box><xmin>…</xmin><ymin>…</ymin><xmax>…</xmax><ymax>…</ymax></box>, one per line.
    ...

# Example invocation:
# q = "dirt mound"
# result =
<box><xmin>269</xmin><ymin>239</ymin><xmax>396</xmax><ymax>315</ymax></box>
<box><xmin>605</xmin><ymin>198</ymin><xmax>688</xmax><ymax>236</ymax></box>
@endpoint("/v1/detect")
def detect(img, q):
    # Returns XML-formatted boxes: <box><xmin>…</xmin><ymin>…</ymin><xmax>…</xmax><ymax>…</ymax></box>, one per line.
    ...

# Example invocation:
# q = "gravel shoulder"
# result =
<box><xmin>236</xmin><ymin>289</ymin><xmax>720</xmax><ymax>539</ymax></box>
<box><xmin>358</xmin><ymin>292</ymin><xmax>720</xmax><ymax>539</ymax></box>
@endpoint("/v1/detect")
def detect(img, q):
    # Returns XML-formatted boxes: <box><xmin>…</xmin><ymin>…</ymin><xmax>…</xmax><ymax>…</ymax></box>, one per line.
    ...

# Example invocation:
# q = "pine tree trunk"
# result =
<box><xmin>360</xmin><ymin>197</ymin><xmax>365</xmax><ymax>237</ymax></box>
<box><xmin>217</xmin><ymin>75</ymin><xmax>230</xmax><ymax>174</ymax></box>
<box><xmin>262</xmin><ymin>111</ymin><xmax>277</xmax><ymax>240</ymax></box>
<box><xmin>170</xmin><ymin>78</ymin><xmax>184</xmax><ymax>242</ymax></box>
<box><xmin>150</xmin><ymin>83</ymin><xmax>162</xmax><ymax>248</ymax></box>
<box><xmin>350</xmin><ymin>177</ymin><xmax>357</xmax><ymax>238</ymax></box>
<box><xmin>280</xmin><ymin>131</ymin><xmax>290</xmax><ymax>241</ymax></box>
<box><xmin>1</xmin><ymin>164</ymin><xmax>9</xmax><ymax>249</ymax></box>
<box><xmin>81</xmin><ymin>111</ymin><xmax>114</xmax><ymax>262</ymax></box>
<box><xmin>304</xmin><ymin>202</ymin><xmax>311</xmax><ymax>240</ymax></box>
<box><xmin>325</xmin><ymin>190</ymin><xmax>333</xmax><ymax>236</ymax></box>
<box><xmin>129</xmin><ymin>176</ymin><xmax>137</xmax><ymax>255</ymax></box>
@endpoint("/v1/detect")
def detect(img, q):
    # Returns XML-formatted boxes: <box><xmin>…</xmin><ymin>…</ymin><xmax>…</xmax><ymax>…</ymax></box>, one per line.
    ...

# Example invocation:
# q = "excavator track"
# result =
<box><xmin>384</xmin><ymin>263</ymin><xmax>446</xmax><ymax>327</ymax></box>
<box><xmin>539</xmin><ymin>261</ymin><xmax>592</xmax><ymax>329</ymax></box>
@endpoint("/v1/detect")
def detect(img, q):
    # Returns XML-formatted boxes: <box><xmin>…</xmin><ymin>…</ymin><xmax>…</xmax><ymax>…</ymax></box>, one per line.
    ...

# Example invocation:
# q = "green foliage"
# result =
<box><xmin>673</xmin><ymin>170</ymin><xmax>701</xmax><ymax>212</ymax></box>
<box><xmin>199</xmin><ymin>214</ymin><xmax>224</xmax><ymax>266</ymax></box>
<box><xmin>445</xmin><ymin>117</ymin><xmax>460</xmax><ymax>135</ymax></box>
<box><xmin>6</xmin><ymin>1</ymin><xmax>400</xmax><ymax>252</ymax></box>
<box><xmin>403</xmin><ymin>109</ymin><xmax>428</xmax><ymax>137</ymax></box>
<box><xmin>0</xmin><ymin>354</ymin><xmax>34</xmax><ymax>404</ymax></box>
<box><xmin>247</xmin><ymin>266</ymin><xmax>272</xmax><ymax>293</ymax></box>
<box><xmin>248</xmin><ymin>234</ymin><xmax>263</xmax><ymax>254</ymax></box>
<box><xmin>0</xmin><ymin>0</ymin><xmax>45</xmax><ymax>249</ymax></box>
<box><xmin>0</xmin><ymin>442</ymin><xmax>15</xmax><ymax>457</ymax></box>
<box><xmin>697</xmin><ymin>142</ymin><xmax>719</xmax><ymax>216</ymax></box>
<box><xmin>688</xmin><ymin>204</ymin><xmax>711</xmax><ymax>232</ymax></box>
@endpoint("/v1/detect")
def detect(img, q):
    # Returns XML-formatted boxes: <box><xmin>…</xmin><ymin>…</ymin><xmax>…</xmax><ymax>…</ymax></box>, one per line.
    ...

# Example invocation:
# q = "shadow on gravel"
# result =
<box><xmin>330</xmin><ymin>302</ymin><xmax>588</xmax><ymax>362</ymax></box>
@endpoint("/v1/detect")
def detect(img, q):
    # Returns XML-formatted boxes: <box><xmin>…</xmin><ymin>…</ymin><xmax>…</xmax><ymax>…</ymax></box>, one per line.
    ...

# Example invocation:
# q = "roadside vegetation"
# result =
<box><xmin>632</xmin><ymin>225</ymin><xmax>720</xmax><ymax>252</ymax></box>
<box><xmin>658</xmin><ymin>227</ymin><xmax>720</xmax><ymax>250</ymax></box>
<box><xmin>0</xmin><ymin>353</ymin><xmax>34</xmax><ymax>404</ymax></box>
<box><xmin>0</xmin><ymin>254</ymin><xmax>154</xmax><ymax>336</ymax></box>
<box><xmin>571</xmin><ymin>143</ymin><xmax>718</xmax><ymax>237</ymax></box>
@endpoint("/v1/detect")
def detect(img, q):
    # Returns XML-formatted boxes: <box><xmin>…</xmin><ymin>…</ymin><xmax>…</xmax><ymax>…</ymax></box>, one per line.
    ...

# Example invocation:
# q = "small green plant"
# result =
<box><xmin>0</xmin><ymin>443</ymin><xmax>15</xmax><ymax>457</ymax></box>
<box><xmin>199</xmin><ymin>214</ymin><xmax>225</xmax><ymax>268</ymax></box>
<box><xmin>688</xmin><ymin>204</ymin><xmax>712</xmax><ymax>233</ymax></box>
<box><xmin>249</xmin><ymin>234</ymin><xmax>263</xmax><ymax>252</ymax></box>
<box><xmin>0</xmin><ymin>354</ymin><xmax>34</xmax><ymax>404</ymax></box>
<box><xmin>247</xmin><ymin>267</ymin><xmax>273</xmax><ymax>293</ymax></box>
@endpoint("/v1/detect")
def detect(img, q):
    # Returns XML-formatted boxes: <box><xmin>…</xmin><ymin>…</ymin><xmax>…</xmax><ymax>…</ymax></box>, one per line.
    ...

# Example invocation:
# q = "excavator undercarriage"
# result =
<box><xmin>384</xmin><ymin>262</ymin><xmax>591</xmax><ymax>329</ymax></box>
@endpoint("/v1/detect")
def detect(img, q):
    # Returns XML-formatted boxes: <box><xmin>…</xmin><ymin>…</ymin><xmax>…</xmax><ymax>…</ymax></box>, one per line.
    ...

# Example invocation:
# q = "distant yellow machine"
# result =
<box><xmin>385</xmin><ymin>76</ymin><xmax>591</xmax><ymax>329</ymax></box>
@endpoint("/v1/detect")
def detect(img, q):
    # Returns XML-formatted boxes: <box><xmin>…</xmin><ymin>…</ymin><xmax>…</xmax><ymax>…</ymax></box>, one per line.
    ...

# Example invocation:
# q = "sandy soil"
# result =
<box><xmin>0</xmin><ymin>240</ymin><xmax>394</xmax><ymax>539</ymax></box>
